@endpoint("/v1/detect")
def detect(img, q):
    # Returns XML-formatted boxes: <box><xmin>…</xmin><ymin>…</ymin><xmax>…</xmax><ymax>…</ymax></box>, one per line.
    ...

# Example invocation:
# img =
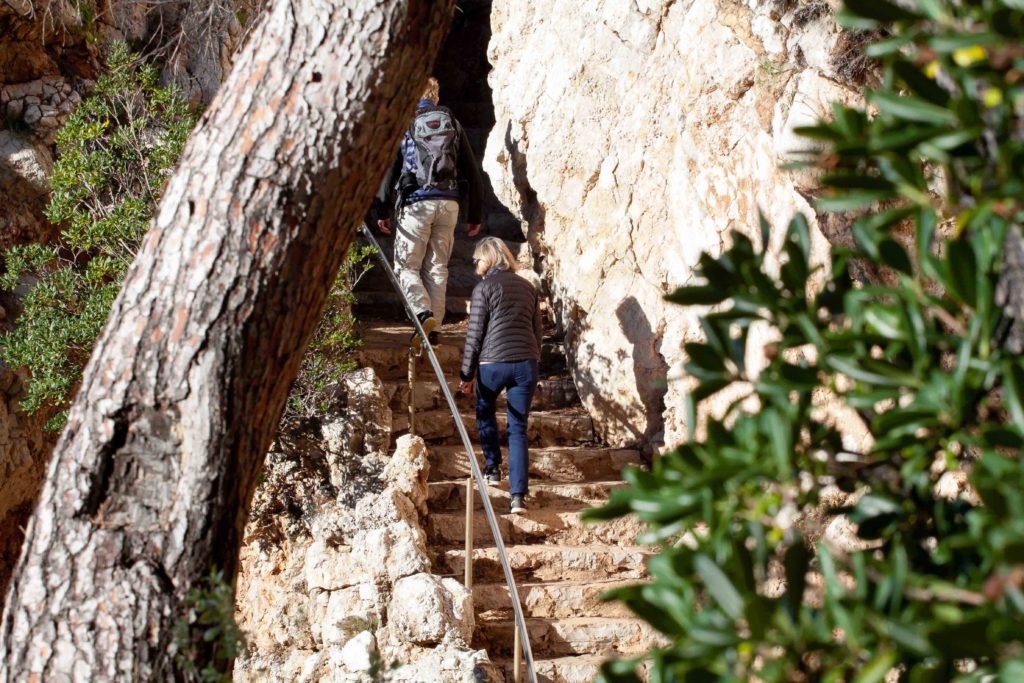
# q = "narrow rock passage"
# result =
<box><xmin>355</xmin><ymin>236</ymin><xmax>661</xmax><ymax>682</ymax></box>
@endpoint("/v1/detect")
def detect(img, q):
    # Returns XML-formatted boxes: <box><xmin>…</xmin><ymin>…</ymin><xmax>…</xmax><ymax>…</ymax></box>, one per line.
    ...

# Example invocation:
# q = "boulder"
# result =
<box><xmin>338</xmin><ymin>630</ymin><xmax>376</xmax><ymax>673</ymax></box>
<box><xmin>322</xmin><ymin>584</ymin><xmax>383</xmax><ymax>647</ymax></box>
<box><xmin>304</xmin><ymin>540</ymin><xmax>369</xmax><ymax>592</ymax></box>
<box><xmin>387</xmin><ymin>643</ymin><xmax>501</xmax><ymax>683</ymax></box>
<box><xmin>0</xmin><ymin>130</ymin><xmax>52</xmax><ymax>199</ymax></box>
<box><xmin>360</xmin><ymin>519</ymin><xmax>431</xmax><ymax>583</ymax></box>
<box><xmin>384</xmin><ymin>434</ymin><xmax>429</xmax><ymax>515</ymax></box>
<box><xmin>387</xmin><ymin>573</ymin><xmax>474</xmax><ymax>646</ymax></box>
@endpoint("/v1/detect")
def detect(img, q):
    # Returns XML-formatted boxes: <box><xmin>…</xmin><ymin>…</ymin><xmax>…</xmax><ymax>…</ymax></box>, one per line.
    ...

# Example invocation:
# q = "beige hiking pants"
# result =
<box><xmin>394</xmin><ymin>198</ymin><xmax>459</xmax><ymax>319</ymax></box>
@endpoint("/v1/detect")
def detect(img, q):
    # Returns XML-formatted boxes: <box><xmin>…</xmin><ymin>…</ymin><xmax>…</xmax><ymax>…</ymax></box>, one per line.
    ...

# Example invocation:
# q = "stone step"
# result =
<box><xmin>495</xmin><ymin>655</ymin><xmax>650</xmax><ymax>683</ymax></box>
<box><xmin>475</xmin><ymin>616</ymin><xmax>661</xmax><ymax>657</ymax></box>
<box><xmin>426</xmin><ymin>508</ymin><xmax>645</xmax><ymax>547</ymax></box>
<box><xmin>353</xmin><ymin>325</ymin><xmax>464</xmax><ymax>379</ymax></box>
<box><xmin>393</xmin><ymin>409</ymin><xmax>595</xmax><ymax>446</ymax></box>
<box><xmin>383</xmin><ymin>375</ymin><xmax>579</xmax><ymax>413</ymax></box>
<box><xmin>427</xmin><ymin>446</ymin><xmax>644</xmax><ymax>483</ymax></box>
<box><xmin>473</xmin><ymin>578</ymin><xmax>640</xmax><ymax>619</ymax></box>
<box><xmin>438</xmin><ymin>545</ymin><xmax>653</xmax><ymax>583</ymax></box>
<box><xmin>428</xmin><ymin>480</ymin><xmax>624</xmax><ymax>512</ymax></box>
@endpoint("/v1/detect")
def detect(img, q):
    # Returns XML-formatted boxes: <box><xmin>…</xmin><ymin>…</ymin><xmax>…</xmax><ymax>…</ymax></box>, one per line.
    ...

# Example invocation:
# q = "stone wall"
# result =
<box><xmin>235</xmin><ymin>369</ymin><xmax>498</xmax><ymax>682</ymax></box>
<box><xmin>483</xmin><ymin>0</ymin><xmax>860</xmax><ymax>448</ymax></box>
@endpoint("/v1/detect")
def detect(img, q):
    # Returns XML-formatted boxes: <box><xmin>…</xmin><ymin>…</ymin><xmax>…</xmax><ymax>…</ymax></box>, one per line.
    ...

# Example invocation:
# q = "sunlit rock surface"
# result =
<box><xmin>485</xmin><ymin>0</ymin><xmax>860</xmax><ymax>448</ymax></box>
<box><xmin>235</xmin><ymin>371</ymin><xmax>496</xmax><ymax>682</ymax></box>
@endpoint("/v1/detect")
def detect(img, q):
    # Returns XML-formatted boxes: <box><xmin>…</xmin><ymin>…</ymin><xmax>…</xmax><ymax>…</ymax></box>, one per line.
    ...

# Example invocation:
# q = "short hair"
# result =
<box><xmin>473</xmin><ymin>237</ymin><xmax>518</xmax><ymax>273</ymax></box>
<box><xmin>421</xmin><ymin>77</ymin><xmax>440</xmax><ymax>104</ymax></box>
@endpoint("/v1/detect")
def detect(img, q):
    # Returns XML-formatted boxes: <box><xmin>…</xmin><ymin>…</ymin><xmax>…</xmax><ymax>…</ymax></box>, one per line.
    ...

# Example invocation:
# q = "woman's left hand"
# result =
<box><xmin>459</xmin><ymin>380</ymin><xmax>474</xmax><ymax>396</ymax></box>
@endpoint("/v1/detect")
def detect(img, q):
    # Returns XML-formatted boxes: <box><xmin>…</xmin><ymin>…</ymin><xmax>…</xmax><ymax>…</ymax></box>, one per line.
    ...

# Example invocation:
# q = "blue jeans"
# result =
<box><xmin>476</xmin><ymin>360</ymin><xmax>539</xmax><ymax>496</ymax></box>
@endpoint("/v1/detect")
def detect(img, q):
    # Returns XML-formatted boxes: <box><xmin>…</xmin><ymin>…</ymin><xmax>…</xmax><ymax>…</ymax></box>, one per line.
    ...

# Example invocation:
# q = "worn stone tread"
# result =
<box><xmin>438</xmin><ymin>544</ymin><xmax>653</xmax><ymax>583</ymax></box>
<box><xmin>427</xmin><ymin>445</ymin><xmax>645</xmax><ymax>483</ymax></box>
<box><xmin>428</xmin><ymin>480</ymin><xmax>626</xmax><ymax>511</ymax></box>
<box><xmin>428</xmin><ymin>508</ymin><xmax>644</xmax><ymax>546</ymax></box>
<box><xmin>476</xmin><ymin>616</ymin><xmax>664</xmax><ymax>656</ymax></box>
<box><xmin>495</xmin><ymin>655</ymin><xmax>650</xmax><ymax>683</ymax></box>
<box><xmin>473</xmin><ymin>577</ymin><xmax>643</xmax><ymax>618</ymax></box>
<box><xmin>383</xmin><ymin>374</ymin><xmax>579</xmax><ymax>412</ymax></box>
<box><xmin>393</xmin><ymin>408</ymin><xmax>595</xmax><ymax>445</ymax></box>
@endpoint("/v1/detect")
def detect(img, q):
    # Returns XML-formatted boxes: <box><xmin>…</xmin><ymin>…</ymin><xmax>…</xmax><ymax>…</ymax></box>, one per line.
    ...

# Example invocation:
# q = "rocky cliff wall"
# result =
<box><xmin>235</xmin><ymin>369</ymin><xmax>498</xmax><ymax>683</ymax></box>
<box><xmin>483</xmin><ymin>0</ymin><xmax>860</xmax><ymax>448</ymax></box>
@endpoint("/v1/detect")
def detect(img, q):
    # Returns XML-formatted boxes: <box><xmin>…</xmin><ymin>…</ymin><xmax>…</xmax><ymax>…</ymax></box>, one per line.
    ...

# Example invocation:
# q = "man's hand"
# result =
<box><xmin>459</xmin><ymin>380</ymin><xmax>474</xmax><ymax>396</ymax></box>
<box><xmin>466</xmin><ymin>223</ymin><xmax>481</xmax><ymax>237</ymax></box>
<box><xmin>377</xmin><ymin>218</ymin><xmax>392</xmax><ymax>235</ymax></box>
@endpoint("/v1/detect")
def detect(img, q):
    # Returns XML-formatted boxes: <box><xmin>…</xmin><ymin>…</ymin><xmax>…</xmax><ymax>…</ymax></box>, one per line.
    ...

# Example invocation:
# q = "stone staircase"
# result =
<box><xmin>354</xmin><ymin>239</ymin><xmax>658</xmax><ymax>682</ymax></box>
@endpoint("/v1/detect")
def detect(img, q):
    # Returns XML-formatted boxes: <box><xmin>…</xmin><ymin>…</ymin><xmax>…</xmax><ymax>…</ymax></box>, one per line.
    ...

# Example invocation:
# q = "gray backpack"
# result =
<box><xmin>409</xmin><ymin>106</ymin><xmax>459</xmax><ymax>191</ymax></box>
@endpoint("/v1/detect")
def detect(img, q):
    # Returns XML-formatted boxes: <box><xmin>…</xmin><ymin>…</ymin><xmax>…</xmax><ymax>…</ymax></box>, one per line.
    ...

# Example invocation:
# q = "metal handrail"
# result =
<box><xmin>360</xmin><ymin>223</ymin><xmax>538</xmax><ymax>683</ymax></box>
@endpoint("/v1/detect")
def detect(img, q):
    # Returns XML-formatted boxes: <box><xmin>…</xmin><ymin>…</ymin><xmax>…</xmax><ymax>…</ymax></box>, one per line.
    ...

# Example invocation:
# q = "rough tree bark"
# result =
<box><xmin>0</xmin><ymin>0</ymin><xmax>454</xmax><ymax>678</ymax></box>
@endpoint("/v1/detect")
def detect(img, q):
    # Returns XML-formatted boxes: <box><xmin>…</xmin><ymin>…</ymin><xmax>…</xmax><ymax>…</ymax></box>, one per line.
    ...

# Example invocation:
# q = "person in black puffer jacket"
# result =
<box><xmin>458</xmin><ymin>237</ymin><xmax>543</xmax><ymax>514</ymax></box>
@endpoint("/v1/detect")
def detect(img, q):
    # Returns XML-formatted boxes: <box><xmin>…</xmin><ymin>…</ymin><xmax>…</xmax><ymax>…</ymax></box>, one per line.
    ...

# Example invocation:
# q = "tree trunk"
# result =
<box><xmin>0</xmin><ymin>0</ymin><xmax>454</xmax><ymax>678</ymax></box>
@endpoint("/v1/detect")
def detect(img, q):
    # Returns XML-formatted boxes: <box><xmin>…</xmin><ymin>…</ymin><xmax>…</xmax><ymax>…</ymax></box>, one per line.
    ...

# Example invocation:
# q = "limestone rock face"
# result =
<box><xmin>235</xmin><ymin>374</ymin><xmax>493</xmax><ymax>682</ymax></box>
<box><xmin>0</xmin><ymin>130</ymin><xmax>52</xmax><ymax>198</ymax></box>
<box><xmin>485</xmin><ymin>0</ymin><xmax>860</xmax><ymax>447</ymax></box>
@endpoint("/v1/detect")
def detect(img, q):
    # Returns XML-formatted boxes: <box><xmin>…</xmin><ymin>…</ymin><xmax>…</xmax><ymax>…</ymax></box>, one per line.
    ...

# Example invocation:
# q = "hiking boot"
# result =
<box><xmin>509</xmin><ymin>494</ymin><xmax>526</xmax><ymax>514</ymax></box>
<box><xmin>484</xmin><ymin>466</ymin><xmax>501</xmax><ymax>484</ymax></box>
<box><xmin>428</xmin><ymin>330</ymin><xmax>440</xmax><ymax>346</ymax></box>
<box><xmin>411</xmin><ymin>311</ymin><xmax>437</xmax><ymax>349</ymax></box>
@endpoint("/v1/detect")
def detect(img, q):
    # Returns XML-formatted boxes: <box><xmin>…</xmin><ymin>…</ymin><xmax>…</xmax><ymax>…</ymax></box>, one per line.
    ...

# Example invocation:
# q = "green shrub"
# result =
<box><xmin>284</xmin><ymin>243</ymin><xmax>376</xmax><ymax>420</ymax></box>
<box><xmin>0</xmin><ymin>42</ymin><xmax>196</xmax><ymax>427</ymax></box>
<box><xmin>173</xmin><ymin>568</ymin><xmax>244</xmax><ymax>683</ymax></box>
<box><xmin>588</xmin><ymin>2</ymin><xmax>1024</xmax><ymax>680</ymax></box>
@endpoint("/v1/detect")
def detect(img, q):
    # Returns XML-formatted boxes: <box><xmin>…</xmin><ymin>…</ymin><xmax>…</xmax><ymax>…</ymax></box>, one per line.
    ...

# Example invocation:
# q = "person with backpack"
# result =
<box><xmin>458</xmin><ymin>237</ymin><xmax>543</xmax><ymax>515</ymax></box>
<box><xmin>375</xmin><ymin>77</ymin><xmax>484</xmax><ymax>347</ymax></box>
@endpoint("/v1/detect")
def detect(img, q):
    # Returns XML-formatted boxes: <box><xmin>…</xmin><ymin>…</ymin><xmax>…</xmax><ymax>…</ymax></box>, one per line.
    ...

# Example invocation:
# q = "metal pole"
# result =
<box><xmin>464</xmin><ymin>475</ymin><xmax>474</xmax><ymax>590</ymax></box>
<box><xmin>514</xmin><ymin>624</ymin><xmax>522</xmax><ymax>683</ymax></box>
<box><xmin>407</xmin><ymin>347</ymin><xmax>417</xmax><ymax>436</ymax></box>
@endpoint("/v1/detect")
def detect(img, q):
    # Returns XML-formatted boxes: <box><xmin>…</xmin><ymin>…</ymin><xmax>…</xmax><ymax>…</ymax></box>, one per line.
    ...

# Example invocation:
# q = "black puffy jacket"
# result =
<box><xmin>460</xmin><ymin>269</ymin><xmax>543</xmax><ymax>381</ymax></box>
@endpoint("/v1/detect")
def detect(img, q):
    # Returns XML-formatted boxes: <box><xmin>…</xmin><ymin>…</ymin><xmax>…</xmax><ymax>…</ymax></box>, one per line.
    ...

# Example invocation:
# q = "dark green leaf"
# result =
<box><xmin>878</xmin><ymin>238</ymin><xmax>913</xmax><ymax>274</ymax></box>
<box><xmin>946</xmin><ymin>238</ymin><xmax>978</xmax><ymax>308</ymax></box>
<box><xmin>666</xmin><ymin>285</ymin><xmax>727</xmax><ymax>306</ymax></box>
<box><xmin>844</xmin><ymin>0</ymin><xmax>922</xmax><ymax>22</ymax></box>
<box><xmin>684</xmin><ymin>342</ymin><xmax>726</xmax><ymax>373</ymax></box>
<box><xmin>783</xmin><ymin>538</ymin><xmax>809</xmax><ymax>621</ymax></box>
<box><xmin>893</xmin><ymin>61</ymin><xmax>950</xmax><ymax>106</ymax></box>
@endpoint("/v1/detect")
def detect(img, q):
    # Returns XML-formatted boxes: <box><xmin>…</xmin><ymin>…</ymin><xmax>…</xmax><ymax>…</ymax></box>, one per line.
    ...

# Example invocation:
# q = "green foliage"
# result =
<box><xmin>174</xmin><ymin>568</ymin><xmax>244</xmax><ymax>683</ymax></box>
<box><xmin>284</xmin><ymin>243</ymin><xmax>376</xmax><ymax>420</ymax></box>
<box><xmin>0</xmin><ymin>42</ymin><xmax>197</xmax><ymax>423</ymax></box>
<box><xmin>588</xmin><ymin>2</ymin><xmax>1024</xmax><ymax>680</ymax></box>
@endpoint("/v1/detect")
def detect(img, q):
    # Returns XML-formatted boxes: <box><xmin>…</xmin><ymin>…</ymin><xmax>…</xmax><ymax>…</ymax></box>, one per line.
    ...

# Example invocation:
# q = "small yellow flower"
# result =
<box><xmin>984</xmin><ymin>88</ymin><xmax>1004</xmax><ymax>108</ymax></box>
<box><xmin>953</xmin><ymin>45</ymin><xmax>987</xmax><ymax>67</ymax></box>
<box><xmin>925</xmin><ymin>60</ymin><xmax>940</xmax><ymax>78</ymax></box>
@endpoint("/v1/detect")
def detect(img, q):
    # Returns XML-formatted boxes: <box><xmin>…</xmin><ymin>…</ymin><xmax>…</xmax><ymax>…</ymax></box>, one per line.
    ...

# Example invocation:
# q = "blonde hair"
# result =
<box><xmin>474</xmin><ymin>237</ymin><xmax>518</xmax><ymax>273</ymax></box>
<box><xmin>421</xmin><ymin>77</ymin><xmax>440</xmax><ymax>104</ymax></box>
